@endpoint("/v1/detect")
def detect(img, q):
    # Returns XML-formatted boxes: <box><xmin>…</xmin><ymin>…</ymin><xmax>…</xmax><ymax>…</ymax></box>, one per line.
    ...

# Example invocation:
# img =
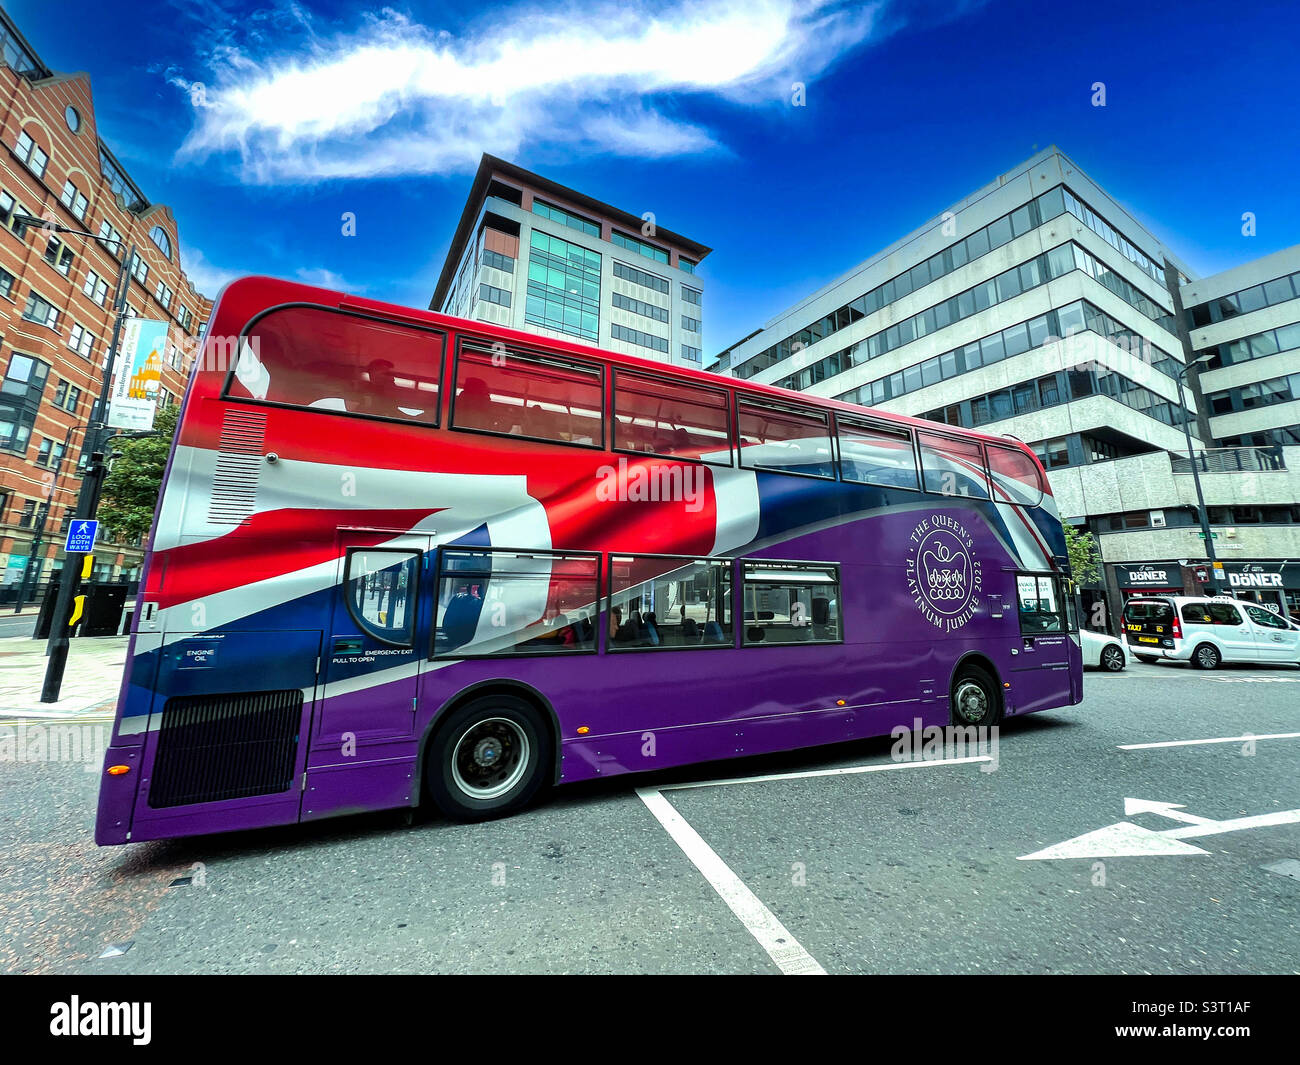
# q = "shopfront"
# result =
<box><xmin>1114</xmin><ymin>563</ymin><xmax>1186</xmax><ymax>601</ymax></box>
<box><xmin>1219</xmin><ymin>562</ymin><xmax>1299</xmax><ymax>620</ymax></box>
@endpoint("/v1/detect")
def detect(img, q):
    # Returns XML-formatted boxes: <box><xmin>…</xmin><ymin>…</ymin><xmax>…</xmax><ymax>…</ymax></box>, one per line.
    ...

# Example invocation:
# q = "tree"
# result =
<box><xmin>96</xmin><ymin>404</ymin><xmax>180</xmax><ymax>543</ymax></box>
<box><xmin>1064</xmin><ymin>523</ymin><xmax>1101</xmax><ymax>588</ymax></box>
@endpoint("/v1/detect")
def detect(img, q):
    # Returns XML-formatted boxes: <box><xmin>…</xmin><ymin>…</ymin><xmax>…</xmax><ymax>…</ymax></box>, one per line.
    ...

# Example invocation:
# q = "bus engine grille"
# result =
<box><xmin>148</xmin><ymin>690</ymin><xmax>303</xmax><ymax>808</ymax></box>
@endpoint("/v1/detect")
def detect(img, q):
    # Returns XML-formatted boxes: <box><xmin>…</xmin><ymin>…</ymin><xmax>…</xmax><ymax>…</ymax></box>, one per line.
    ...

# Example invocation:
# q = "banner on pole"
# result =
<box><xmin>107</xmin><ymin>318</ymin><xmax>168</xmax><ymax>431</ymax></box>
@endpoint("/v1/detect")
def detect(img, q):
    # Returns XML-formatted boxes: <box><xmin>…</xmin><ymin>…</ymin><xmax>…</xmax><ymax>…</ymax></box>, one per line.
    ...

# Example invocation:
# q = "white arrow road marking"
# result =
<box><xmin>1122</xmin><ymin>798</ymin><xmax>1214</xmax><ymax>825</ymax></box>
<box><xmin>1020</xmin><ymin>799</ymin><xmax>1300</xmax><ymax>860</ymax></box>
<box><xmin>1119</xmin><ymin>732</ymin><xmax>1300</xmax><ymax>750</ymax></box>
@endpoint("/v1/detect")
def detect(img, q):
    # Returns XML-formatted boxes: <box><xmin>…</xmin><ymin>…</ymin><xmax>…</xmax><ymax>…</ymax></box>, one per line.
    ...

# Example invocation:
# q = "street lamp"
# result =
<box><xmin>1175</xmin><ymin>351</ymin><xmax>1220</xmax><ymax>590</ymax></box>
<box><xmin>13</xmin><ymin>214</ymin><xmax>138</xmax><ymax>702</ymax></box>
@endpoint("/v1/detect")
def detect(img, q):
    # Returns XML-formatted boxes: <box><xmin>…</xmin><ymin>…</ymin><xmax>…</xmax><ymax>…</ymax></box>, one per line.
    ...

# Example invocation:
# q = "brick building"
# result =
<box><xmin>0</xmin><ymin>9</ymin><xmax>210</xmax><ymax>591</ymax></box>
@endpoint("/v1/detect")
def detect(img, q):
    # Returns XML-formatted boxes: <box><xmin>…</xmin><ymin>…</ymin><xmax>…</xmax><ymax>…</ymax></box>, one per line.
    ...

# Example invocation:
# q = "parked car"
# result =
<box><xmin>1122</xmin><ymin>595</ymin><xmax>1300</xmax><ymax>669</ymax></box>
<box><xmin>1080</xmin><ymin>626</ymin><xmax>1126</xmax><ymax>671</ymax></box>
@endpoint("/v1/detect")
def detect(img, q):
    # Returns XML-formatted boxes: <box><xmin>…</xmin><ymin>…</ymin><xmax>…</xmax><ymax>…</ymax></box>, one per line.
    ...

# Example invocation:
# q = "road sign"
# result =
<box><xmin>64</xmin><ymin>520</ymin><xmax>99</xmax><ymax>554</ymax></box>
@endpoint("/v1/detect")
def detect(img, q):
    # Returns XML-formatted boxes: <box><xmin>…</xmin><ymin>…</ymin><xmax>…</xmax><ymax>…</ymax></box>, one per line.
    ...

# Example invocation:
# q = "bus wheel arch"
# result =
<box><xmin>415</xmin><ymin>680</ymin><xmax>561</xmax><ymax>814</ymax></box>
<box><xmin>948</xmin><ymin>653</ymin><xmax>1004</xmax><ymax>727</ymax></box>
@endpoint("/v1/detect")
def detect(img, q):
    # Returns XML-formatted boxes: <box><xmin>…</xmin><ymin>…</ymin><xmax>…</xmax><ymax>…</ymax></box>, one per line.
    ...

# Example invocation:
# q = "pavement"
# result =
<box><xmin>0</xmin><ymin>635</ymin><xmax>127</xmax><ymax>719</ymax></box>
<box><xmin>0</xmin><ymin>654</ymin><xmax>1297</xmax><ymax>975</ymax></box>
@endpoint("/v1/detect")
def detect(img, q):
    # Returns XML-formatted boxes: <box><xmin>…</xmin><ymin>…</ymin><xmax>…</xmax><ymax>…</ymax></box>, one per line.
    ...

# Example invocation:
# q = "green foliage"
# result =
<box><xmin>1064</xmin><ymin>523</ymin><xmax>1102</xmax><ymax>588</ymax></box>
<box><xmin>96</xmin><ymin>404</ymin><xmax>180</xmax><ymax>543</ymax></box>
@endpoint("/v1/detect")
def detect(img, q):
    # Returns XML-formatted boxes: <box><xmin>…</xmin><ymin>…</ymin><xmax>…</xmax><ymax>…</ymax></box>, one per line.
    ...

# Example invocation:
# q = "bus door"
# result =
<box><xmin>314</xmin><ymin>532</ymin><xmax>434</xmax><ymax>752</ymax></box>
<box><xmin>1010</xmin><ymin>573</ymin><xmax>1072</xmax><ymax>713</ymax></box>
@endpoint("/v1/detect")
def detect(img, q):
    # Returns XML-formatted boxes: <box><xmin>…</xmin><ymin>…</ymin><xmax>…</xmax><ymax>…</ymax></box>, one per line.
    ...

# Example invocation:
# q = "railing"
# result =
<box><xmin>1171</xmin><ymin>446</ymin><xmax>1286</xmax><ymax>474</ymax></box>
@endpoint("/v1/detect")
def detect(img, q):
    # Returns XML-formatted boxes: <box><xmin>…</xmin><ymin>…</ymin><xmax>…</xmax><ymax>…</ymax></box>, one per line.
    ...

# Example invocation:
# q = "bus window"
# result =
<box><xmin>737</xmin><ymin>398</ymin><xmax>835</xmax><ymax>478</ymax></box>
<box><xmin>233</xmin><ymin>306</ymin><xmax>442</xmax><ymax>424</ymax></box>
<box><xmin>453</xmin><ymin>346</ymin><xmax>603</xmax><ymax>446</ymax></box>
<box><xmin>345</xmin><ymin>550</ymin><xmax>421</xmax><ymax>646</ymax></box>
<box><xmin>608</xmin><ymin>556</ymin><xmax>732</xmax><ymax>650</ymax></box>
<box><xmin>918</xmin><ymin>431</ymin><xmax>990</xmax><ymax>499</ymax></box>
<box><xmin>986</xmin><ymin>443</ymin><xmax>1044</xmax><ymax>507</ymax></box>
<box><xmin>741</xmin><ymin>561</ymin><xmax>841</xmax><ymax>645</ymax></box>
<box><xmin>1016</xmin><ymin>573</ymin><xmax>1063</xmax><ymax>634</ymax></box>
<box><xmin>434</xmin><ymin>549</ymin><xmax>598</xmax><ymax>656</ymax></box>
<box><xmin>836</xmin><ymin>418</ymin><xmax>919</xmax><ymax>490</ymax></box>
<box><xmin>613</xmin><ymin>371</ymin><xmax>732</xmax><ymax>464</ymax></box>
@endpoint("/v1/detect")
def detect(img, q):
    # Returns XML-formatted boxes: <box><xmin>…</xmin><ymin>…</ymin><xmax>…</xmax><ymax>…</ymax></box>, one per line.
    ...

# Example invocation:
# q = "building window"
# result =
<box><xmin>83</xmin><ymin>269</ymin><xmax>109</xmax><ymax>306</ymax></box>
<box><xmin>96</xmin><ymin>219</ymin><xmax>124</xmax><ymax>255</ymax></box>
<box><xmin>15</xmin><ymin>130</ymin><xmax>48</xmax><ymax>178</ymax></box>
<box><xmin>434</xmin><ymin>549</ymin><xmax>599</xmax><ymax>657</ymax></box>
<box><xmin>478</xmin><ymin>282</ymin><xmax>511</xmax><ymax>308</ymax></box>
<box><xmin>0</xmin><ymin>190</ymin><xmax>31</xmax><ymax>237</ymax></box>
<box><xmin>65</xmin><ymin>106</ymin><xmax>81</xmax><ymax>133</ymax></box>
<box><xmin>741</xmin><ymin>561</ymin><xmax>841</xmax><ymax>646</ymax></box>
<box><xmin>531</xmin><ymin>198</ymin><xmax>600</xmax><ymax>238</ymax></box>
<box><xmin>0</xmin><ymin>354</ymin><xmax>49</xmax><ymax>453</ymax></box>
<box><xmin>681</xmin><ymin>286</ymin><xmax>702</xmax><ymax>306</ymax></box>
<box><xmin>44</xmin><ymin>236</ymin><xmax>75</xmax><ymax>276</ymax></box>
<box><xmin>18</xmin><ymin>499</ymin><xmax>36</xmax><ymax>528</ymax></box>
<box><xmin>612</xmin><ymin>292</ymin><xmax>668</xmax><ymax>323</ymax></box>
<box><xmin>524</xmin><ymin>230</ymin><xmax>601</xmax><ymax>342</ymax></box>
<box><xmin>679</xmin><ymin>258</ymin><xmax>697</xmax><ymax>275</ymax></box>
<box><xmin>59</xmin><ymin>180</ymin><xmax>89</xmax><ymax>221</ymax></box>
<box><xmin>608</xmin><ymin>556</ymin><xmax>732</xmax><ymax>650</ymax></box>
<box><xmin>482</xmin><ymin>249</ymin><xmax>514</xmax><ymax>273</ymax></box>
<box><xmin>35</xmin><ymin>437</ymin><xmax>65</xmax><ymax>469</ymax></box>
<box><xmin>68</xmin><ymin>323</ymin><xmax>94</xmax><ymax>357</ymax></box>
<box><xmin>0</xmin><ymin>267</ymin><xmax>13</xmax><ymax>300</ymax></box>
<box><xmin>21</xmin><ymin>291</ymin><xmax>59</xmax><ymax>329</ymax></box>
<box><xmin>681</xmin><ymin>344</ymin><xmax>701</xmax><ymax>362</ymax></box>
<box><xmin>129</xmin><ymin>252</ymin><xmax>149</xmax><ymax>286</ymax></box>
<box><xmin>612</xmin><ymin>260</ymin><xmax>669</xmax><ymax>294</ymax></box>
<box><xmin>610</xmin><ymin>323</ymin><xmax>668</xmax><ymax>354</ymax></box>
<box><xmin>681</xmin><ymin>314</ymin><xmax>701</xmax><ymax>333</ymax></box>
<box><xmin>148</xmin><ymin>225</ymin><xmax>172</xmax><ymax>260</ymax></box>
<box><xmin>155</xmin><ymin>281</ymin><xmax>173</xmax><ymax>310</ymax></box>
<box><xmin>178</xmin><ymin>305</ymin><xmax>194</xmax><ymax>333</ymax></box>
<box><xmin>53</xmin><ymin>379</ymin><xmax>81</xmax><ymax>413</ymax></box>
<box><xmin>611</xmin><ymin>230</ymin><xmax>669</xmax><ymax>265</ymax></box>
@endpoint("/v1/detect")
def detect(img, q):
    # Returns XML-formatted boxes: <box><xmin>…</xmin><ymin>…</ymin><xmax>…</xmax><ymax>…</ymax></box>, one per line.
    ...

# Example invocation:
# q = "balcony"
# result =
<box><xmin>1171</xmin><ymin>446</ymin><xmax>1286</xmax><ymax>474</ymax></box>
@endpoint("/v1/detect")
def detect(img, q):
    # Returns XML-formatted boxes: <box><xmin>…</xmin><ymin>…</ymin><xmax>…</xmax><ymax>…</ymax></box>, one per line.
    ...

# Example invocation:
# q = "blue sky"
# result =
<box><xmin>11</xmin><ymin>0</ymin><xmax>1298</xmax><ymax>353</ymax></box>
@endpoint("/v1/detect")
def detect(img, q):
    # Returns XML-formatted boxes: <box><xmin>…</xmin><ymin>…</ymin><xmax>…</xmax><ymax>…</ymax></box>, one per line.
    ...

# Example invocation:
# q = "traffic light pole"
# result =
<box><xmin>39</xmin><ymin>241</ymin><xmax>135</xmax><ymax>703</ymax></box>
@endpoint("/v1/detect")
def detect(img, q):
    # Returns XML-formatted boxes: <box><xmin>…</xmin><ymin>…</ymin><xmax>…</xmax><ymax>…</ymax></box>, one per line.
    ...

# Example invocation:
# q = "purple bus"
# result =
<box><xmin>96</xmin><ymin>276</ymin><xmax>1081</xmax><ymax>844</ymax></box>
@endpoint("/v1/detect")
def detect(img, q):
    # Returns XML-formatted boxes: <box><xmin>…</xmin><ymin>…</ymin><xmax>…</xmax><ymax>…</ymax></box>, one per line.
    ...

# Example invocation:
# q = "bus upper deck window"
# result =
<box><xmin>231</xmin><ymin>306</ymin><xmax>443</xmax><ymax>425</ymax></box>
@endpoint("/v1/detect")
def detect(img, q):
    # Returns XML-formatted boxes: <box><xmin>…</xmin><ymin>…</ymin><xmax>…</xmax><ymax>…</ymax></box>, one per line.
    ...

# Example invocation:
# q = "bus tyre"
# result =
<box><xmin>951</xmin><ymin>665</ymin><xmax>1001</xmax><ymax>728</ymax></box>
<box><xmin>425</xmin><ymin>695</ymin><xmax>549</xmax><ymax>821</ymax></box>
<box><xmin>1192</xmin><ymin>643</ymin><xmax>1221</xmax><ymax>671</ymax></box>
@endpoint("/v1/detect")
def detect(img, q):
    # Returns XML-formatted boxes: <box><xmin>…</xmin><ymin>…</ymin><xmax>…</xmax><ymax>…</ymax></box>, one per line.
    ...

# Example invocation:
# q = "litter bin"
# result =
<box><xmin>35</xmin><ymin>580</ymin><xmax>129</xmax><ymax>638</ymax></box>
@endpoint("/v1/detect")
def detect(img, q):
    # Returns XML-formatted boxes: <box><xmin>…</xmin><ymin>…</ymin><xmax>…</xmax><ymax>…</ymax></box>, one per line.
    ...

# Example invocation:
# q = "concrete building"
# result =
<box><xmin>708</xmin><ymin>147</ymin><xmax>1300</xmax><ymax>627</ymax></box>
<box><xmin>0</xmin><ymin>8</ymin><xmax>211</xmax><ymax>592</ymax></box>
<box><xmin>430</xmin><ymin>155</ymin><xmax>710</xmax><ymax>367</ymax></box>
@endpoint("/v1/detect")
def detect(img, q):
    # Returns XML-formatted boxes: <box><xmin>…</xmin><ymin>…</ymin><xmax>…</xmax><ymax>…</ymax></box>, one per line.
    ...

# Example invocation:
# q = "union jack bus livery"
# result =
<box><xmin>96</xmin><ymin>275</ymin><xmax>1082</xmax><ymax>844</ymax></box>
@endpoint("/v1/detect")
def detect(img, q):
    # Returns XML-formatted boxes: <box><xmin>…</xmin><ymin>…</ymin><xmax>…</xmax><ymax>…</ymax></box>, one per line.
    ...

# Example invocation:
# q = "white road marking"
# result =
<box><xmin>1122</xmin><ymin>798</ymin><xmax>1214</xmax><ymax>825</ymax></box>
<box><xmin>1119</xmin><ymin>732</ymin><xmax>1300</xmax><ymax>750</ymax></box>
<box><xmin>658</xmin><ymin>754</ymin><xmax>992</xmax><ymax>792</ymax></box>
<box><xmin>1203</xmin><ymin>676</ymin><xmax>1300</xmax><ymax>683</ymax></box>
<box><xmin>1021</xmin><ymin>797</ymin><xmax>1300</xmax><ymax>860</ymax></box>
<box><xmin>637</xmin><ymin>787</ymin><xmax>826</xmax><ymax>975</ymax></box>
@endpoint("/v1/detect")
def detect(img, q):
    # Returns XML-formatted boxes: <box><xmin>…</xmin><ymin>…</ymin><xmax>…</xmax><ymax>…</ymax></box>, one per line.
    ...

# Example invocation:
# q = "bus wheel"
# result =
<box><xmin>1192</xmin><ymin>643</ymin><xmax>1221</xmax><ymax>671</ymax></box>
<box><xmin>425</xmin><ymin>695</ymin><xmax>549</xmax><ymax>821</ymax></box>
<box><xmin>951</xmin><ymin>665</ymin><xmax>1001</xmax><ymax>727</ymax></box>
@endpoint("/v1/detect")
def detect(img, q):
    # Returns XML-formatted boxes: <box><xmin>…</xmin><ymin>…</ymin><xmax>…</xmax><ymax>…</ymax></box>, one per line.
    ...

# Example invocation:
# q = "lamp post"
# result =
<box><xmin>1176</xmin><ymin>352</ymin><xmax>1219</xmax><ymax>590</ymax></box>
<box><xmin>13</xmin><ymin>214</ymin><xmax>137</xmax><ymax>701</ymax></box>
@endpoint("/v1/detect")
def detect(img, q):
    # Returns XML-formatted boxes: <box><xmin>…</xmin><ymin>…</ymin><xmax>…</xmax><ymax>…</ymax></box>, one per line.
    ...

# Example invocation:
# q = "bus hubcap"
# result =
<box><xmin>954</xmin><ymin>681</ymin><xmax>987</xmax><ymax>723</ymax></box>
<box><xmin>452</xmin><ymin>717</ymin><xmax>529</xmax><ymax>800</ymax></box>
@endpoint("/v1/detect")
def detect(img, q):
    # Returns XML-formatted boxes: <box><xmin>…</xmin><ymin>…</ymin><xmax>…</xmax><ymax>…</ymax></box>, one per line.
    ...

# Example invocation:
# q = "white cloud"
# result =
<box><xmin>175</xmin><ymin>0</ymin><xmax>887</xmax><ymax>184</ymax></box>
<box><xmin>178</xmin><ymin>240</ymin><xmax>244</xmax><ymax>298</ymax></box>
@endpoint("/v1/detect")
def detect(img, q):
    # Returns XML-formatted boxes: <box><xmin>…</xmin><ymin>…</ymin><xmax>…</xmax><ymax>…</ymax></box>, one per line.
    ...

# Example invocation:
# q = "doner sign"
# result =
<box><xmin>108</xmin><ymin>317</ymin><xmax>169</xmax><ymax>431</ymax></box>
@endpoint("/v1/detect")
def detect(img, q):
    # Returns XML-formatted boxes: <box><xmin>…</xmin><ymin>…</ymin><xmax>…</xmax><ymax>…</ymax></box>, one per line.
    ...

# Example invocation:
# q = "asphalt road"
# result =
<box><xmin>2</xmin><ymin>656</ymin><xmax>1297</xmax><ymax>975</ymax></box>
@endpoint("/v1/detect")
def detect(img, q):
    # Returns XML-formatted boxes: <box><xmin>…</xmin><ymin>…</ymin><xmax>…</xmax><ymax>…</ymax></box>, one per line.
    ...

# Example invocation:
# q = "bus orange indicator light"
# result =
<box><xmin>1003</xmin><ymin>682</ymin><xmax>1011</xmax><ymax>688</ymax></box>
<box><xmin>836</xmin><ymin>700</ymin><xmax>846</xmax><ymax>706</ymax></box>
<box><xmin>107</xmin><ymin>765</ymin><xmax>130</xmax><ymax>776</ymax></box>
<box><xmin>576</xmin><ymin>726</ymin><xmax>590</xmax><ymax>735</ymax></box>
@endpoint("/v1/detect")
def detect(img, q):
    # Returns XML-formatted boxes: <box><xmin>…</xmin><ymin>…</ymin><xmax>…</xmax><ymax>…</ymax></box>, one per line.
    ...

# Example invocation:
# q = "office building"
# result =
<box><xmin>431</xmin><ymin>155</ymin><xmax>710</xmax><ymax>367</ymax></box>
<box><xmin>0</xmin><ymin>9</ymin><xmax>212</xmax><ymax>590</ymax></box>
<box><xmin>709</xmin><ymin>148</ymin><xmax>1300</xmax><ymax>625</ymax></box>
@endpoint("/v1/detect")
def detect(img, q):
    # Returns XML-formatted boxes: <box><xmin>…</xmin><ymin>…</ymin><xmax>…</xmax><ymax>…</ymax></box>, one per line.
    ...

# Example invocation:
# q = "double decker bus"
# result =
<box><xmin>96</xmin><ymin>276</ymin><xmax>1081</xmax><ymax>844</ymax></box>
